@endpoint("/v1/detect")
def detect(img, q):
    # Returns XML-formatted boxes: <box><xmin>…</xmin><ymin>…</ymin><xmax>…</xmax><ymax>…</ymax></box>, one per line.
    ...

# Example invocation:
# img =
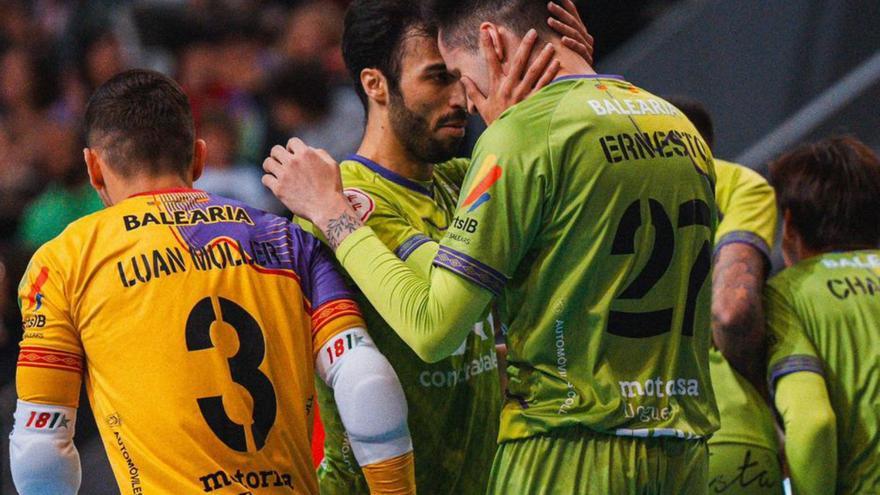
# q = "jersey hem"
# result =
<box><xmin>768</xmin><ymin>354</ymin><xmax>824</xmax><ymax>393</ymax></box>
<box><xmin>715</xmin><ymin>230</ymin><xmax>772</xmax><ymax>261</ymax></box>
<box><xmin>395</xmin><ymin>234</ymin><xmax>432</xmax><ymax>261</ymax></box>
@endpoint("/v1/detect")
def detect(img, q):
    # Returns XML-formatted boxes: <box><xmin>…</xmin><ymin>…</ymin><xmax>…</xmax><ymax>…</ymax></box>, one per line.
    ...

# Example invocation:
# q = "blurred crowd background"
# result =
<box><xmin>0</xmin><ymin>0</ymin><xmax>681</xmax><ymax>491</ymax></box>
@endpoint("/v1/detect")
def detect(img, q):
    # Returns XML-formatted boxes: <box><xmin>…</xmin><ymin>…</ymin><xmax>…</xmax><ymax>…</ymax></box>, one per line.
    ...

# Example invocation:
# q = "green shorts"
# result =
<box><xmin>487</xmin><ymin>427</ymin><xmax>709</xmax><ymax>494</ymax></box>
<box><xmin>708</xmin><ymin>443</ymin><xmax>783</xmax><ymax>495</ymax></box>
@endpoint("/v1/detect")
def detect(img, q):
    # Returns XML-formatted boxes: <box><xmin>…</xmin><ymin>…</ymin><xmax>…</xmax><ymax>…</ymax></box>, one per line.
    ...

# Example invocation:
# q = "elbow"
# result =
<box><xmin>411</xmin><ymin>341</ymin><xmax>450</xmax><ymax>364</ymax></box>
<box><xmin>712</xmin><ymin>304</ymin><xmax>758</xmax><ymax>338</ymax></box>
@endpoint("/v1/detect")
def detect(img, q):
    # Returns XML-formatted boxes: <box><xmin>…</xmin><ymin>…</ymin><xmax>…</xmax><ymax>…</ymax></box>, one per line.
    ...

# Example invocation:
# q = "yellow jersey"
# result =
<box><xmin>16</xmin><ymin>188</ymin><xmax>364</xmax><ymax>495</ymax></box>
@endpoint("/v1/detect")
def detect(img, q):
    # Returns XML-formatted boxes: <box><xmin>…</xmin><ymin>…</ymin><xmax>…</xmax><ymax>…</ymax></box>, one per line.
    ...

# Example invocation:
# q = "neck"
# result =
<box><xmin>108</xmin><ymin>175</ymin><xmax>193</xmax><ymax>205</ymax></box>
<box><xmin>358</xmin><ymin>111</ymin><xmax>433</xmax><ymax>181</ymax></box>
<box><xmin>551</xmin><ymin>41</ymin><xmax>596</xmax><ymax>79</ymax></box>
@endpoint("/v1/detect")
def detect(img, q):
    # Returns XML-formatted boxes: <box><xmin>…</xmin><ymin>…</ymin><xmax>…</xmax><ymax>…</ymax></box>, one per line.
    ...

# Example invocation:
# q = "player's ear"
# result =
<box><xmin>361</xmin><ymin>68</ymin><xmax>388</xmax><ymax>107</ymax></box>
<box><xmin>84</xmin><ymin>147</ymin><xmax>113</xmax><ymax>207</ymax></box>
<box><xmin>192</xmin><ymin>139</ymin><xmax>207</xmax><ymax>183</ymax></box>
<box><xmin>481</xmin><ymin>22</ymin><xmax>506</xmax><ymax>64</ymax></box>
<box><xmin>84</xmin><ymin>148</ymin><xmax>104</xmax><ymax>191</ymax></box>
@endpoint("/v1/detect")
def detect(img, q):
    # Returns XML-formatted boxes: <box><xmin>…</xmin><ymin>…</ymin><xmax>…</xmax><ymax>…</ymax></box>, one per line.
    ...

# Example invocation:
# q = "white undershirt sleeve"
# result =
<box><xmin>315</xmin><ymin>327</ymin><xmax>412</xmax><ymax>466</ymax></box>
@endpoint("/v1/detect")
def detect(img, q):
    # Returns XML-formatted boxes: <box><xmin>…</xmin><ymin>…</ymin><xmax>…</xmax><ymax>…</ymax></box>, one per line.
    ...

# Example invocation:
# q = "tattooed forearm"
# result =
<box><xmin>712</xmin><ymin>242</ymin><xmax>769</xmax><ymax>396</ymax></box>
<box><xmin>323</xmin><ymin>212</ymin><xmax>363</xmax><ymax>251</ymax></box>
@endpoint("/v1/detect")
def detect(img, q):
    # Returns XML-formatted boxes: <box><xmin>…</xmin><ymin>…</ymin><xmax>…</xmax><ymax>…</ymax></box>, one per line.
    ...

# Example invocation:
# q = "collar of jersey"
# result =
<box><xmin>551</xmin><ymin>74</ymin><xmax>626</xmax><ymax>84</ymax></box>
<box><xmin>347</xmin><ymin>154</ymin><xmax>434</xmax><ymax>198</ymax></box>
<box><xmin>128</xmin><ymin>187</ymin><xmax>204</xmax><ymax>198</ymax></box>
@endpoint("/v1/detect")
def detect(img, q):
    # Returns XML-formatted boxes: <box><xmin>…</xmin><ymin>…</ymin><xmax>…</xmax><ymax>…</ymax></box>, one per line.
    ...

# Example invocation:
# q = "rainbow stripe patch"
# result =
<box><xmin>27</xmin><ymin>267</ymin><xmax>49</xmax><ymax>310</ymax></box>
<box><xmin>463</xmin><ymin>155</ymin><xmax>503</xmax><ymax>213</ymax></box>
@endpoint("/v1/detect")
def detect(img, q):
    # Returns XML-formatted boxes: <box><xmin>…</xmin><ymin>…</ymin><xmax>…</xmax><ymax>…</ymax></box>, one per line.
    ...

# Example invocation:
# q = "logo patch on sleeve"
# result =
<box><xmin>344</xmin><ymin>188</ymin><xmax>376</xmax><ymax>222</ymax></box>
<box><xmin>463</xmin><ymin>155</ymin><xmax>503</xmax><ymax>213</ymax></box>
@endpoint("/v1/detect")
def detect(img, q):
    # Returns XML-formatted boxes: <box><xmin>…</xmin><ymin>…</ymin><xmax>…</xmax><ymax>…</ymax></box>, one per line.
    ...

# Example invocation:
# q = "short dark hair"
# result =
<box><xmin>342</xmin><ymin>0</ymin><xmax>429</xmax><ymax>110</ymax></box>
<box><xmin>770</xmin><ymin>136</ymin><xmax>880</xmax><ymax>251</ymax></box>
<box><xmin>425</xmin><ymin>0</ymin><xmax>555</xmax><ymax>51</ymax></box>
<box><xmin>84</xmin><ymin>69</ymin><xmax>195</xmax><ymax>179</ymax></box>
<box><xmin>664</xmin><ymin>96</ymin><xmax>715</xmax><ymax>150</ymax></box>
<box><xmin>267</xmin><ymin>61</ymin><xmax>332</xmax><ymax>118</ymax></box>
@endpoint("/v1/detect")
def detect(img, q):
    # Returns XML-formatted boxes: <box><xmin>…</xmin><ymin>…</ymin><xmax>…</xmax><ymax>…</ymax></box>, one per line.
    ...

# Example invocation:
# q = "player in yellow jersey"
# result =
<box><xmin>10</xmin><ymin>70</ymin><xmax>415</xmax><ymax>495</ymax></box>
<box><xmin>666</xmin><ymin>97</ymin><xmax>784</xmax><ymax>494</ymax></box>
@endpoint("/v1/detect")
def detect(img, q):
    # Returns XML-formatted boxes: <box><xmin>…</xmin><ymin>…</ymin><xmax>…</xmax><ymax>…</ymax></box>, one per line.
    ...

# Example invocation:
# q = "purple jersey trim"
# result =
<box><xmin>715</xmin><ymin>230</ymin><xmax>772</xmax><ymax>262</ymax></box>
<box><xmin>395</xmin><ymin>234</ymin><xmax>432</xmax><ymax>261</ymax></box>
<box><xmin>552</xmin><ymin>74</ymin><xmax>625</xmax><ymax>83</ymax></box>
<box><xmin>348</xmin><ymin>154</ymin><xmax>434</xmax><ymax>198</ymax></box>
<box><xmin>433</xmin><ymin>246</ymin><xmax>506</xmax><ymax>296</ymax></box>
<box><xmin>769</xmin><ymin>354</ymin><xmax>824</xmax><ymax>394</ymax></box>
<box><xmin>162</xmin><ymin>192</ymin><xmax>354</xmax><ymax>309</ymax></box>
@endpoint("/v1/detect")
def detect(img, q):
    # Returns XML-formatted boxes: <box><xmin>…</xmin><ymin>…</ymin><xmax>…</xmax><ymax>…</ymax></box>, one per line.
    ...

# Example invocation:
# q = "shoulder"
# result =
<box><xmin>716</xmin><ymin>159</ymin><xmax>771</xmax><ymax>191</ymax></box>
<box><xmin>433</xmin><ymin>158</ymin><xmax>470</xmax><ymax>188</ymax></box>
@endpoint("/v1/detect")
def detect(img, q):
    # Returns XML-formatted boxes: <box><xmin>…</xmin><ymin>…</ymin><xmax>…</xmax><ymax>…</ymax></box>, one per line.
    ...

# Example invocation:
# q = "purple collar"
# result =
<box><xmin>348</xmin><ymin>154</ymin><xmax>433</xmax><ymax>198</ymax></box>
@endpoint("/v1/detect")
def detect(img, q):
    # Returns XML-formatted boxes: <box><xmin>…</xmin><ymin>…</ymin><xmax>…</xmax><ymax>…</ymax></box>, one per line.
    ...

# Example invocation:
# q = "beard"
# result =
<box><xmin>388</xmin><ymin>91</ymin><xmax>466</xmax><ymax>165</ymax></box>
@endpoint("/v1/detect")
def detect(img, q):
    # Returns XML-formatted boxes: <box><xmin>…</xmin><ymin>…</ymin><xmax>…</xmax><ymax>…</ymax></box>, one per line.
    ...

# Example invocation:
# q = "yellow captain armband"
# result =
<box><xmin>362</xmin><ymin>451</ymin><xmax>416</xmax><ymax>495</ymax></box>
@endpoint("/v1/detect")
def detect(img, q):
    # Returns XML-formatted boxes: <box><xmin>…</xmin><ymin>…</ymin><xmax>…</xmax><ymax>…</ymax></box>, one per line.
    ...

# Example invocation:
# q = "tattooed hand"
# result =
<box><xmin>262</xmin><ymin>138</ymin><xmax>363</xmax><ymax>250</ymax></box>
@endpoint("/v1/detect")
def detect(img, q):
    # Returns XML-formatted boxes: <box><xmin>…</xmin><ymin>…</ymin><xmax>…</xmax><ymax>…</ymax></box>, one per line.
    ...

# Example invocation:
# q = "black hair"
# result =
<box><xmin>342</xmin><ymin>0</ymin><xmax>432</xmax><ymax>111</ymax></box>
<box><xmin>663</xmin><ymin>96</ymin><xmax>715</xmax><ymax>150</ymax></box>
<box><xmin>267</xmin><ymin>61</ymin><xmax>332</xmax><ymax>118</ymax></box>
<box><xmin>424</xmin><ymin>0</ymin><xmax>555</xmax><ymax>51</ymax></box>
<box><xmin>770</xmin><ymin>136</ymin><xmax>880</xmax><ymax>251</ymax></box>
<box><xmin>84</xmin><ymin>69</ymin><xmax>194</xmax><ymax>179</ymax></box>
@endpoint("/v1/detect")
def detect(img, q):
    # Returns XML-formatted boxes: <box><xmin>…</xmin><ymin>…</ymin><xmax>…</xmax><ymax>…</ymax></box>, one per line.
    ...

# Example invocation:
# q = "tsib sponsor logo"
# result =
<box><xmin>462</xmin><ymin>155</ymin><xmax>502</xmax><ymax>213</ymax></box>
<box><xmin>451</xmin><ymin>216</ymin><xmax>479</xmax><ymax>233</ymax></box>
<box><xmin>22</xmin><ymin>314</ymin><xmax>46</xmax><ymax>329</ymax></box>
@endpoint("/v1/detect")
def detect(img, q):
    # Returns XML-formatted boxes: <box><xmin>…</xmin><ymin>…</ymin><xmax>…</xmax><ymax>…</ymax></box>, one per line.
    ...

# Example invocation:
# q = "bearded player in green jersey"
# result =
<box><xmin>264</xmin><ymin>0</ymin><xmax>720</xmax><ymax>492</ymax></box>
<box><xmin>307</xmin><ymin>1</ymin><xmax>594</xmax><ymax>493</ymax></box>
<box><xmin>764</xmin><ymin>137</ymin><xmax>880</xmax><ymax>495</ymax></box>
<box><xmin>667</xmin><ymin>97</ymin><xmax>784</xmax><ymax>495</ymax></box>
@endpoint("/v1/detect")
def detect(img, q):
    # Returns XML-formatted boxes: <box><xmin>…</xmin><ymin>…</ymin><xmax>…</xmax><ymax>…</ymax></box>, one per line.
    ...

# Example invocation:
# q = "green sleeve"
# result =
<box><xmin>775</xmin><ymin>371</ymin><xmax>837</xmax><ymax>494</ymax></box>
<box><xmin>434</xmin><ymin>121</ymin><xmax>550</xmax><ymax>294</ymax></box>
<box><xmin>337</xmin><ymin>227</ymin><xmax>493</xmax><ymax>362</ymax></box>
<box><xmin>765</xmin><ymin>282</ymin><xmax>824</xmax><ymax>393</ymax></box>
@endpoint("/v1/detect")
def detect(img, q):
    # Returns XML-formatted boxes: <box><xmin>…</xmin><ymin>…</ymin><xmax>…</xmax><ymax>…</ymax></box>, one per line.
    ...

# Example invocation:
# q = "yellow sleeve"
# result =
<box><xmin>775</xmin><ymin>372</ymin><xmax>837</xmax><ymax>494</ymax></box>
<box><xmin>362</xmin><ymin>451</ymin><xmax>416</xmax><ymax>495</ymax></box>
<box><xmin>16</xmin><ymin>247</ymin><xmax>83</xmax><ymax>408</ymax></box>
<box><xmin>714</xmin><ymin>159</ymin><xmax>778</xmax><ymax>260</ymax></box>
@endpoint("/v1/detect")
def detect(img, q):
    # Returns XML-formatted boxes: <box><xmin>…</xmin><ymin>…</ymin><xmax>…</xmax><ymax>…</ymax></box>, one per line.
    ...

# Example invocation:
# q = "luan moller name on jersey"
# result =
<box><xmin>123</xmin><ymin>205</ymin><xmax>254</xmax><ymax>231</ymax></box>
<box><xmin>115</xmin><ymin>239</ymin><xmax>283</xmax><ymax>288</ymax></box>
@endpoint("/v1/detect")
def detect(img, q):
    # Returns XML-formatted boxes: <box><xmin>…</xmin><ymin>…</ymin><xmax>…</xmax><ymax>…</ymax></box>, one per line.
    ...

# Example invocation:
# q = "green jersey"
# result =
<box><xmin>435</xmin><ymin>75</ymin><xmax>720</xmax><ymax>443</ymax></box>
<box><xmin>766</xmin><ymin>250</ymin><xmax>880</xmax><ymax>493</ymax></box>
<box><xmin>709</xmin><ymin>160</ymin><xmax>779</xmax><ymax>450</ymax></box>
<box><xmin>315</xmin><ymin>156</ymin><xmax>501</xmax><ymax>494</ymax></box>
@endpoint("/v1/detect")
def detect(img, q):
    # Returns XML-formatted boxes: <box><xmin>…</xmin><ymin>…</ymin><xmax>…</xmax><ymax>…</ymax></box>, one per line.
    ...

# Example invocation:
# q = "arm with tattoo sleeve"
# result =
<box><xmin>712</xmin><ymin>242</ymin><xmax>769</xmax><ymax>398</ymax></box>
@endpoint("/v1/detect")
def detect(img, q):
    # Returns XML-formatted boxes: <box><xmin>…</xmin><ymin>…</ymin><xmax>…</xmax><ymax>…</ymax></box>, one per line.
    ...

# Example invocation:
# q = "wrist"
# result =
<box><xmin>314</xmin><ymin>198</ymin><xmax>364</xmax><ymax>251</ymax></box>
